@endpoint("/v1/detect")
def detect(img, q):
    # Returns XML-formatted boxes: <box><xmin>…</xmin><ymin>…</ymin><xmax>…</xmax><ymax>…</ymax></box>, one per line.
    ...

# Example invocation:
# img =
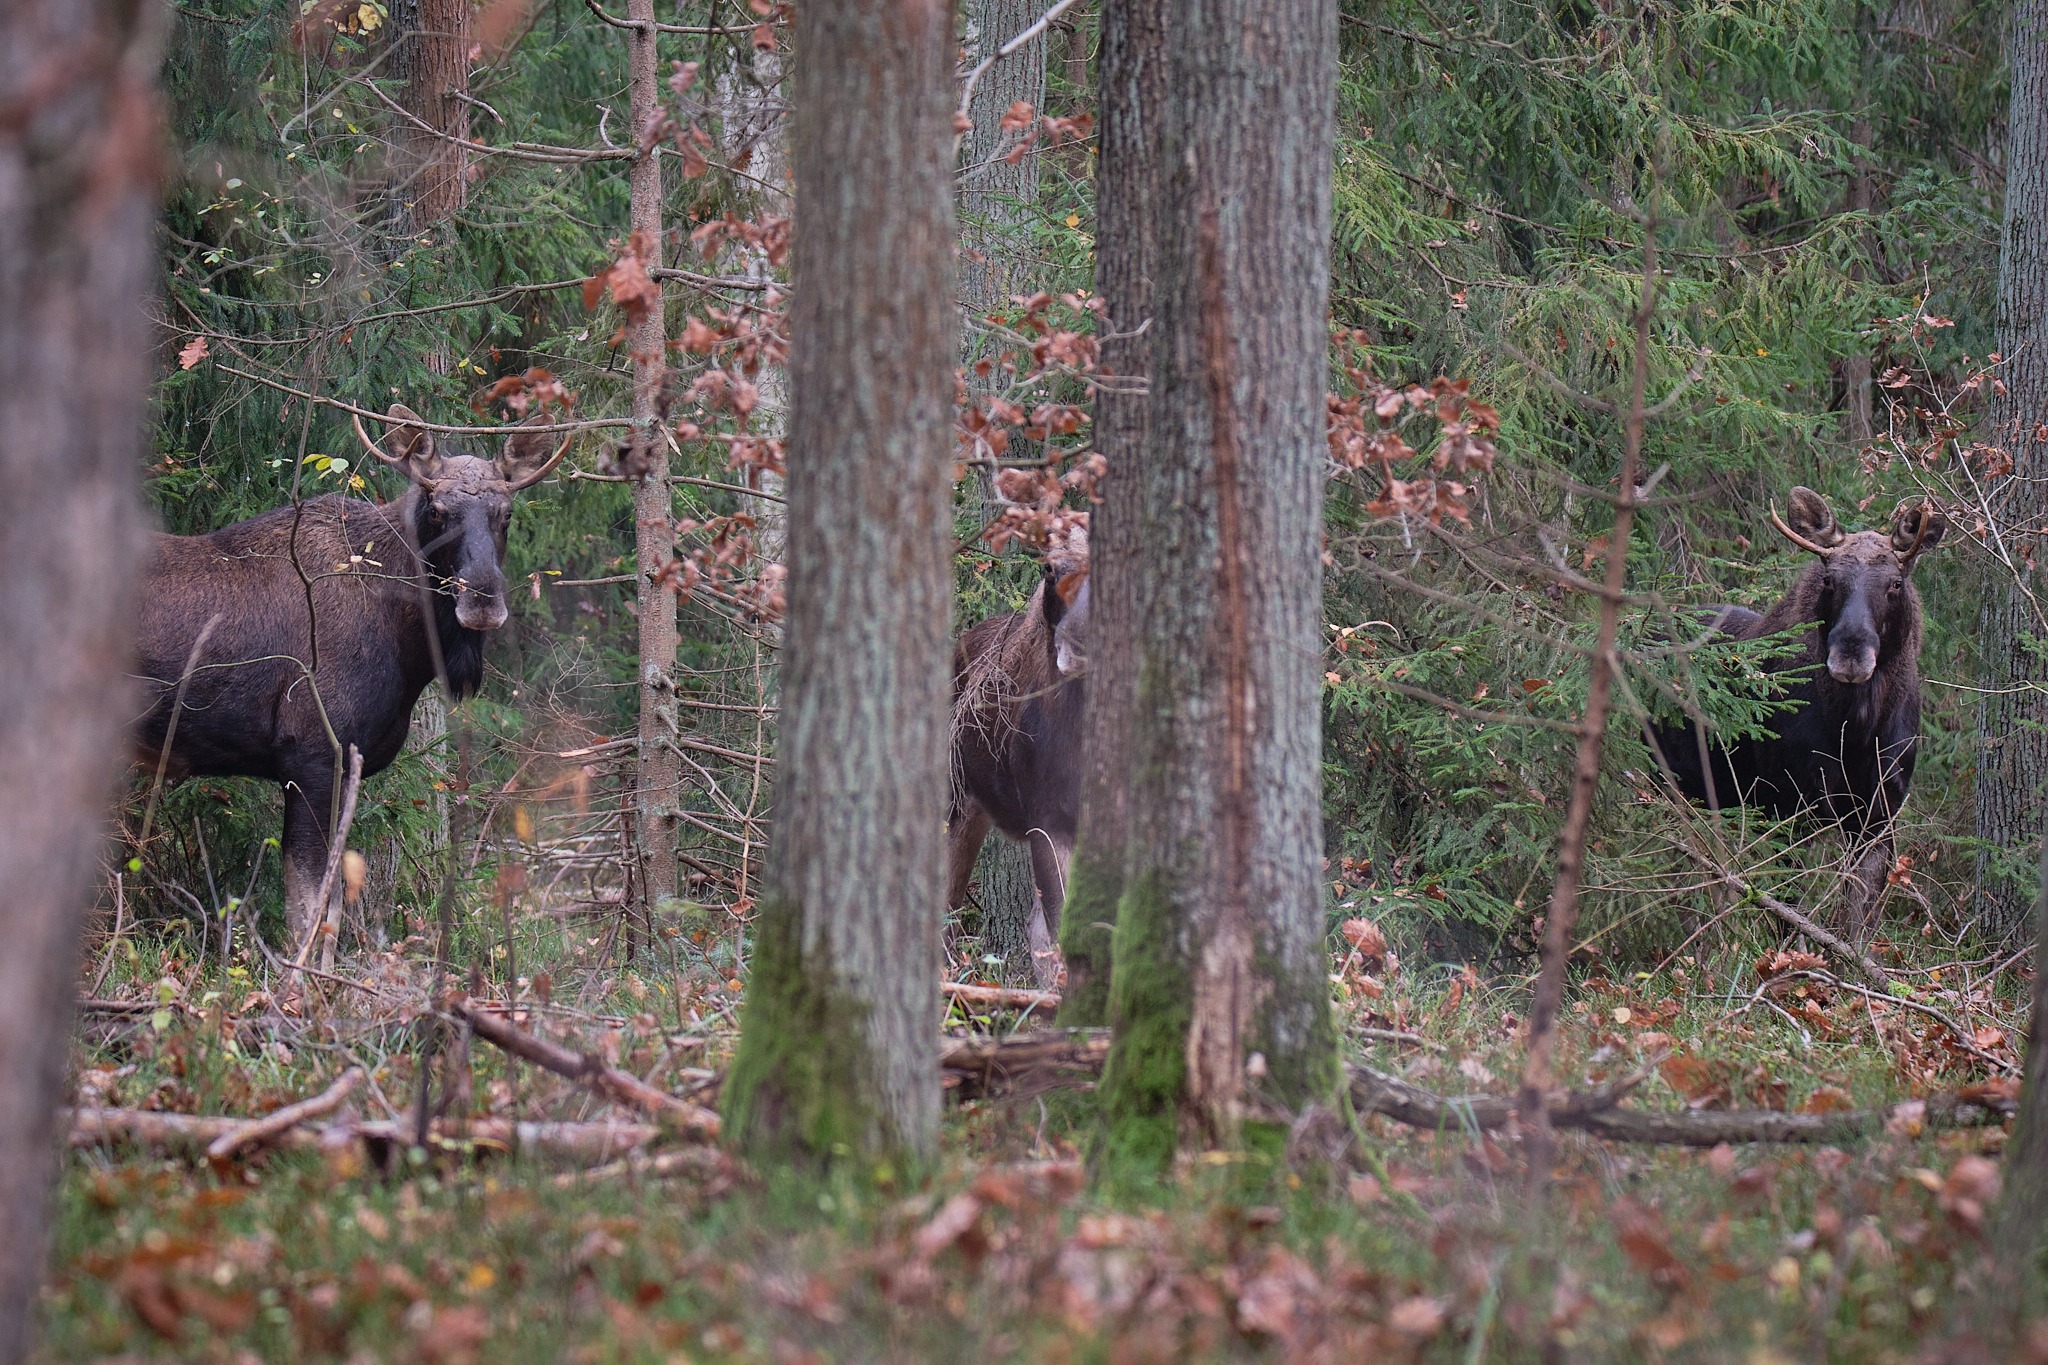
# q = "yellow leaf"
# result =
<box><xmin>463</xmin><ymin>1263</ymin><xmax>495</xmax><ymax>1293</ymax></box>
<box><xmin>357</xmin><ymin>3</ymin><xmax>383</xmax><ymax>31</ymax></box>
<box><xmin>1064</xmin><ymin>213</ymin><xmax>1080</xmax><ymax>228</ymax></box>
<box><xmin>1755</xmin><ymin>347</ymin><xmax>1769</xmax><ymax>357</ymax></box>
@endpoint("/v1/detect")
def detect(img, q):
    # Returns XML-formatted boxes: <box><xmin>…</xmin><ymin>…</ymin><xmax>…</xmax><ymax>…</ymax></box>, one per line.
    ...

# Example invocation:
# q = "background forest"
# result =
<box><xmin>25</xmin><ymin>0</ymin><xmax>2048</xmax><ymax>1359</ymax></box>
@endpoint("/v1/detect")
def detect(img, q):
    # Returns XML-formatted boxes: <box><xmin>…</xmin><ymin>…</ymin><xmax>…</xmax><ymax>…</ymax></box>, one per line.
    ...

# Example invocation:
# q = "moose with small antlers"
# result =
<box><xmin>1648</xmin><ymin>487</ymin><xmax>1948</xmax><ymax>941</ymax></box>
<box><xmin>133</xmin><ymin>403</ymin><xmax>570</xmax><ymax>946</ymax></box>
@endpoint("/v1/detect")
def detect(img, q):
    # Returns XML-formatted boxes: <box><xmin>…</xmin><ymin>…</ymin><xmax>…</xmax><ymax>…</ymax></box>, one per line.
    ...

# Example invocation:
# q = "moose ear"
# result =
<box><xmin>1038</xmin><ymin>566</ymin><xmax>1068</xmax><ymax>632</ymax></box>
<box><xmin>498</xmin><ymin>415</ymin><xmax>572</xmax><ymax>491</ymax></box>
<box><xmin>382</xmin><ymin>404</ymin><xmax>443</xmax><ymax>483</ymax></box>
<box><xmin>1891</xmin><ymin>498</ymin><xmax>1948</xmax><ymax>564</ymax></box>
<box><xmin>1784</xmin><ymin>486</ymin><xmax>1843</xmax><ymax>549</ymax></box>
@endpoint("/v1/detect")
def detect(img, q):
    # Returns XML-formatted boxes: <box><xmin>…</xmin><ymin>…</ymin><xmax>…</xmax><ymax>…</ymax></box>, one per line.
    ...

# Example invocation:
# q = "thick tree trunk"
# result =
<box><xmin>0</xmin><ymin>2</ymin><xmax>159</xmax><ymax>1357</ymax></box>
<box><xmin>721</xmin><ymin>0</ymin><xmax>955</xmax><ymax>1163</ymax></box>
<box><xmin>1055</xmin><ymin>0</ymin><xmax>1162</xmax><ymax>1025</ymax></box>
<box><xmin>1977</xmin><ymin>0</ymin><xmax>2048</xmax><ymax>940</ymax></box>
<box><xmin>958</xmin><ymin>0</ymin><xmax>1051</xmax><ymax>970</ymax></box>
<box><xmin>627</xmin><ymin>0</ymin><xmax>680</xmax><ymax>920</ymax></box>
<box><xmin>388</xmin><ymin>0</ymin><xmax>471</xmax><ymax>230</ymax></box>
<box><xmin>1096</xmin><ymin>0</ymin><xmax>1339</xmax><ymax>1166</ymax></box>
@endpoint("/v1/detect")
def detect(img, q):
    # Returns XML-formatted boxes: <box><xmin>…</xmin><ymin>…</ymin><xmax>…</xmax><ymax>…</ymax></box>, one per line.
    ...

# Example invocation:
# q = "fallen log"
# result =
<box><xmin>936</xmin><ymin>1029</ymin><xmax>2013</xmax><ymax>1145</ymax></box>
<box><xmin>940</xmin><ymin>1029</ymin><xmax>1110</xmax><ymax>1101</ymax></box>
<box><xmin>452</xmin><ymin>995</ymin><xmax>721</xmax><ymax>1141</ymax></box>
<box><xmin>68</xmin><ymin>1108</ymin><xmax>661</xmax><ymax>1160</ymax></box>
<box><xmin>942</xmin><ymin>981</ymin><xmax>1061</xmax><ymax>1011</ymax></box>
<box><xmin>207</xmin><ymin>1068</ymin><xmax>363</xmax><ymax>1161</ymax></box>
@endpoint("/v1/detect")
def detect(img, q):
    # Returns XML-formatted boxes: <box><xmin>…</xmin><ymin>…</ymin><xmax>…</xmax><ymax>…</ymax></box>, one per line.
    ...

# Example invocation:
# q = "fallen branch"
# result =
<box><xmin>1740</xmin><ymin>878</ymin><xmax>1893</xmax><ymax>987</ymax></box>
<box><xmin>553</xmin><ymin>1144</ymin><xmax>744</xmax><ymax>1188</ymax></box>
<box><xmin>942</xmin><ymin>981</ymin><xmax>1061</xmax><ymax>1011</ymax></box>
<box><xmin>70</xmin><ymin>1109</ymin><xmax>662</xmax><ymax>1160</ymax></box>
<box><xmin>934</xmin><ymin>1029</ymin><xmax>2012</xmax><ymax>1145</ymax></box>
<box><xmin>941</xmin><ymin>1029</ymin><xmax>1111</xmax><ymax>1101</ymax></box>
<box><xmin>206</xmin><ymin>1067</ymin><xmax>363</xmax><ymax>1161</ymax></box>
<box><xmin>1349</xmin><ymin>1064</ymin><xmax>2012</xmax><ymax>1146</ymax></box>
<box><xmin>452</xmin><ymin>996</ymin><xmax>721</xmax><ymax>1141</ymax></box>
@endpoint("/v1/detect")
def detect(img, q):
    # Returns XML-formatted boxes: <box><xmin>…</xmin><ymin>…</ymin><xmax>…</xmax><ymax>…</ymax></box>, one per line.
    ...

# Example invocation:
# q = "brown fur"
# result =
<box><xmin>947</xmin><ymin>540</ymin><xmax>1090</xmax><ymax>986</ymax></box>
<box><xmin>1650</xmin><ymin>489</ymin><xmax>1947</xmax><ymax>941</ymax></box>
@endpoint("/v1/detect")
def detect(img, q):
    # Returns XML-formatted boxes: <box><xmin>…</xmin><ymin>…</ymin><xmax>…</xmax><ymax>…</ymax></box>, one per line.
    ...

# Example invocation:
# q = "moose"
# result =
<box><xmin>947</xmin><ymin>539</ymin><xmax>1091</xmax><ymax>987</ymax></box>
<box><xmin>133</xmin><ymin>403</ymin><xmax>569</xmax><ymax>947</ymax></box>
<box><xmin>1648</xmin><ymin>487</ymin><xmax>1947</xmax><ymax>941</ymax></box>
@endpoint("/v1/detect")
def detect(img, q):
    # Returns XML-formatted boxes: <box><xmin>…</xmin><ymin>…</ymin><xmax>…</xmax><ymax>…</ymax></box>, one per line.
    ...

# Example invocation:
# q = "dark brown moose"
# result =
<box><xmin>1648</xmin><ymin>487</ymin><xmax>1947</xmax><ymax>941</ymax></box>
<box><xmin>947</xmin><ymin>539</ymin><xmax>1090</xmax><ymax>987</ymax></box>
<box><xmin>134</xmin><ymin>404</ymin><xmax>568</xmax><ymax>946</ymax></box>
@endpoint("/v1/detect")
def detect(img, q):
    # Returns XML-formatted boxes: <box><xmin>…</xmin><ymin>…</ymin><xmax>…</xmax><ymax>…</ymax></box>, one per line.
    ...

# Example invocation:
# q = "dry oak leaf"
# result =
<box><xmin>178</xmin><ymin>335</ymin><xmax>209</xmax><ymax>370</ymax></box>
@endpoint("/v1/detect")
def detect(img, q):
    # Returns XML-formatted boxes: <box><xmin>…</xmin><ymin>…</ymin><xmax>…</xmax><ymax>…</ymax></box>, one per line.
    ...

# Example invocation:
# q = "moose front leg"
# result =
<box><xmin>1025</xmin><ymin>830</ymin><xmax>1073</xmax><ymax>990</ymax></box>
<box><xmin>280</xmin><ymin>770</ymin><xmax>335</xmax><ymax>952</ymax></box>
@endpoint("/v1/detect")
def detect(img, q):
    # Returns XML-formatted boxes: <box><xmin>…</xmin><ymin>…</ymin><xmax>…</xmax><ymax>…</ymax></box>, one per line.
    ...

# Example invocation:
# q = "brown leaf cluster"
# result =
<box><xmin>1327</xmin><ymin>335</ymin><xmax>1500</xmax><ymax>526</ymax></box>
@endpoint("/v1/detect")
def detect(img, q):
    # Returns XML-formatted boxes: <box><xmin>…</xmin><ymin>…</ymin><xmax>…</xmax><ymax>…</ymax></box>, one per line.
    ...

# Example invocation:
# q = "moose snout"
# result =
<box><xmin>1827</xmin><ymin>643</ymin><xmax>1878</xmax><ymax>685</ymax></box>
<box><xmin>455</xmin><ymin>586</ymin><xmax>509</xmax><ymax>631</ymax></box>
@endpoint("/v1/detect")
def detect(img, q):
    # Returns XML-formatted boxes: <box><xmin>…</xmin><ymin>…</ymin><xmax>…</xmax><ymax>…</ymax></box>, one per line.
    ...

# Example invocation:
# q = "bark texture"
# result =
<box><xmin>1055</xmin><ymin>0</ymin><xmax>1163</xmax><ymax>1025</ymax></box>
<box><xmin>721</xmin><ymin>0</ymin><xmax>955</xmax><ymax>1163</ymax></box>
<box><xmin>1998</xmin><ymin>832</ymin><xmax>2048</xmax><ymax>1270</ymax></box>
<box><xmin>959</xmin><ymin>0</ymin><xmax>1048</xmax><ymax>319</ymax></box>
<box><xmin>627</xmin><ymin>0</ymin><xmax>680</xmax><ymax>917</ymax></box>
<box><xmin>1977</xmin><ymin>0</ymin><xmax>2048</xmax><ymax>939</ymax></box>
<box><xmin>388</xmin><ymin>0</ymin><xmax>471</xmax><ymax>229</ymax></box>
<box><xmin>0</xmin><ymin>1</ymin><xmax>159</xmax><ymax>1355</ymax></box>
<box><xmin>1097</xmin><ymin>0</ymin><xmax>1339</xmax><ymax>1166</ymax></box>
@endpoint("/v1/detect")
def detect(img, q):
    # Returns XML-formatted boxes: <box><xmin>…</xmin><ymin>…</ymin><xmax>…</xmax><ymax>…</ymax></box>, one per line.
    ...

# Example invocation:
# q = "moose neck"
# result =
<box><xmin>399</xmin><ymin>486</ymin><xmax>488</xmax><ymax>701</ymax></box>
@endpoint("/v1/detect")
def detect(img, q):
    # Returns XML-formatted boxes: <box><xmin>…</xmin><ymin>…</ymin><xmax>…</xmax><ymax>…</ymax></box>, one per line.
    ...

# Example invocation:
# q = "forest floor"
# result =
<box><xmin>35</xmin><ymin>901</ymin><xmax>2047</xmax><ymax>1364</ymax></box>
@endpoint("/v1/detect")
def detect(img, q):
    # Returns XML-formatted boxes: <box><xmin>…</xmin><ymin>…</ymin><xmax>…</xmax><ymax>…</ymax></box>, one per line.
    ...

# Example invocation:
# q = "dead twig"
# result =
<box><xmin>453</xmin><ymin>996</ymin><xmax>721</xmax><ymax>1140</ymax></box>
<box><xmin>942</xmin><ymin>981</ymin><xmax>1061</xmax><ymax>1011</ymax></box>
<box><xmin>206</xmin><ymin>1067</ymin><xmax>364</xmax><ymax>1161</ymax></box>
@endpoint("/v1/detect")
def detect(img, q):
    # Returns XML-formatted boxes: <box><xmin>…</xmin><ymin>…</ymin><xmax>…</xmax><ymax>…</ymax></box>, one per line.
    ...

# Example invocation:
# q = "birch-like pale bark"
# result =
<box><xmin>627</xmin><ymin>0</ymin><xmax>680</xmax><ymax>917</ymax></box>
<box><xmin>0</xmin><ymin>1</ymin><xmax>159</xmax><ymax>1355</ymax></box>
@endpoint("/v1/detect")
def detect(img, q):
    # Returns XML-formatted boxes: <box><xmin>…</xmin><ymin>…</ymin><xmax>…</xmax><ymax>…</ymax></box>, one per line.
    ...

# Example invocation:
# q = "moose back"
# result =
<box><xmin>134</xmin><ymin>404</ymin><xmax>567</xmax><ymax>945</ymax></box>
<box><xmin>1648</xmin><ymin>487</ymin><xmax>1946</xmax><ymax>940</ymax></box>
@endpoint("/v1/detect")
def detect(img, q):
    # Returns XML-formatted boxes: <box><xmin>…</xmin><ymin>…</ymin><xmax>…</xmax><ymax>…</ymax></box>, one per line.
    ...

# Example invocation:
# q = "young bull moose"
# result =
<box><xmin>134</xmin><ymin>404</ymin><xmax>569</xmax><ymax>946</ymax></box>
<box><xmin>947</xmin><ymin>542</ymin><xmax>1090</xmax><ymax>987</ymax></box>
<box><xmin>1648</xmin><ymin>487</ymin><xmax>1947</xmax><ymax>942</ymax></box>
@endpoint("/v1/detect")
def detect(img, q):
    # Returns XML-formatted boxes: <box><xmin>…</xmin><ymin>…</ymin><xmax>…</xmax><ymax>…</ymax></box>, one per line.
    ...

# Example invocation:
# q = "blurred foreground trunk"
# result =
<box><xmin>0</xmin><ymin>0</ymin><xmax>160</xmax><ymax>1356</ymax></box>
<box><xmin>721</xmin><ymin>0</ymin><xmax>955</xmax><ymax>1164</ymax></box>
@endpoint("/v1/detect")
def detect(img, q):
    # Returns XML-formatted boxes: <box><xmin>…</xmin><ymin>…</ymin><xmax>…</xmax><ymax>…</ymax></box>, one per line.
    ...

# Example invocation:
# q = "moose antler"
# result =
<box><xmin>1768</xmin><ymin>503</ymin><xmax>1836</xmax><ymax>558</ymax></box>
<box><xmin>503</xmin><ymin>430</ymin><xmax>575</xmax><ymax>491</ymax></box>
<box><xmin>351</xmin><ymin>412</ymin><xmax>440</xmax><ymax>489</ymax></box>
<box><xmin>1897</xmin><ymin>499</ymin><xmax>1932</xmax><ymax>562</ymax></box>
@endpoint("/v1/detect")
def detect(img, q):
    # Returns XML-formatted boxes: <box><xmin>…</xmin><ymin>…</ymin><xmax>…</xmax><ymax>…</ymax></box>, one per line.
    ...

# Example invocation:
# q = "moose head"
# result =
<box><xmin>353</xmin><ymin>404</ymin><xmax>569</xmax><ymax>632</ymax></box>
<box><xmin>1769</xmin><ymin>486</ymin><xmax>1947</xmax><ymax>687</ymax></box>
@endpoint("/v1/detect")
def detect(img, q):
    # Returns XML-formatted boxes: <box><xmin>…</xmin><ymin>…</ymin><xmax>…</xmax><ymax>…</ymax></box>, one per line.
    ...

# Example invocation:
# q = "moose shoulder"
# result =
<box><xmin>1648</xmin><ymin>487</ymin><xmax>1947</xmax><ymax>941</ymax></box>
<box><xmin>134</xmin><ymin>404</ymin><xmax>568</xmax><ymax>945</ymax></box>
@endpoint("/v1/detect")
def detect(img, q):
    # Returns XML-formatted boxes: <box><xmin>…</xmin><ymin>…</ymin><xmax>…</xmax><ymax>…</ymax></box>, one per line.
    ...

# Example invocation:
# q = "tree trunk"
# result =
<box><xmin>1055</xmin><ymin>0</ymin><xmax>1163</xmax><ymax>1025</ymax></box>
<box><xmin>1096</xmin><ymin>0</ymin><xmax>1339</xmax><ymax>1166</ymax></box>
<box><xmin>1977</xmin><ymin>0</ymin><xmax>2048</xmax><ymax>940</ymax></box>
<box><xmin>958</xmin><ymin>0</ymin><xmax>1051</xmax><ymax>970</ymax></box>
<box><xmin>1996</xmin><ymin>832</ymin><xmax>2048</xmax><ymax>1300</ymax></box>
<box><xmin>388</xmin><ymin>0</ymin><xmax>471</xmax><ymax>230</ymax></box>
<box><xmin>627</xmin><ymin>0</ymin><xmax>680</xmax><ymax>921</ymax></box>
<box><xmin>960</xmin><ymin>0</ymin><xmax>1048</xmax><ymax>322</ymax></box>
<box><xmin>717</xmin><ymin>41</ymin><xmax>788</xmax><ymax>568</ymax></box>
<box><xmin>721</xmin><ymin>0</ymin><xmax>955</xmax><ymax>1164</ymax></box>
<box><xmin>0</xmin><ymin>2</ymin><xmax>159</xmax><ymax>1356</ymax></box>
